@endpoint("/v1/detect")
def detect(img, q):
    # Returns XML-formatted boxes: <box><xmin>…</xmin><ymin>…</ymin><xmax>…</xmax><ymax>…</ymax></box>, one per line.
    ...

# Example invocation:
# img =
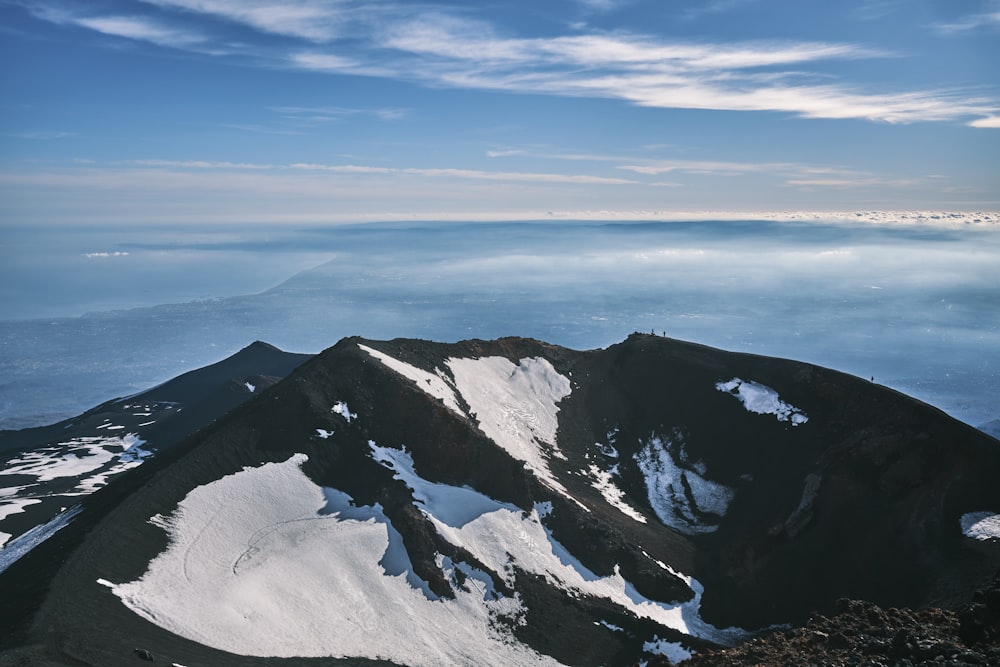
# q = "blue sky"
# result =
<box><xmin>2</xmin><ymin>0</ymin><xmax>999</xmax><ymax>224</ymax></box>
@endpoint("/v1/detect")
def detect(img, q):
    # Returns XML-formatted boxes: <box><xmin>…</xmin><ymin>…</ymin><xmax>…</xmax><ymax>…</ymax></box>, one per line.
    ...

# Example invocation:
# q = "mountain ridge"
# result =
<box><xmin>2</xmin><ymin>334</ymin><xmax>998</xmax><ymax>666</ymax></box>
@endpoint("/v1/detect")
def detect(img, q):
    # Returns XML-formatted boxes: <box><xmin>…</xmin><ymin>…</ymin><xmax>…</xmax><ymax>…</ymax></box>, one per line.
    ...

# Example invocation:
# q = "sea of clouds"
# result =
<box><xmin>1</xmin><ymin>216</ymin><xmax>997</xmax><ymax>430</ymax></box>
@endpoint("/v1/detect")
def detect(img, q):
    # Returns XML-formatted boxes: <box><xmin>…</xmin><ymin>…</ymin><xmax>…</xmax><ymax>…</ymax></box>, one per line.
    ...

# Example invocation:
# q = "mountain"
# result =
<box><xmin>0</xmin><ymin>341</ymin><xmax>311</xmax><ymax>570</ymax></box>
<box><xmin>1</xmin><ymin>334</ymin><xmax>998</xmax><ymax>666</ymax></box>
<box><xmin>980</xmin><ymin>419</ymin><xmax>1000</xmax><ymax>441</ymax></box>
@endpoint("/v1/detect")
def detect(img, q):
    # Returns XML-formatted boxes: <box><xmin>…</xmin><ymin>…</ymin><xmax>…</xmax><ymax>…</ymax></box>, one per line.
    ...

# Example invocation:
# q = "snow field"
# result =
<box><xmin>715</xmin><ymin>378</ymin><xmax>808</xmax><ymax>425</ymax></box>
<box><xmin>373</xmin><ymin>443</ymin><xmax>746</xmax><ymax>648</ymax></box>
<box><xmin>102</xmin><ymin>454</ymin><xmax>560</xmax><ymax>666</ymax></box>
<box><xmin>360</xmin><ymin>345</ymin><xmax>581</xmax><ymax>505</ymax></box>
<box><xmin>446</xmin><ymin>355</ymin><xmax>575</xmax><ymax>499</ymax></box>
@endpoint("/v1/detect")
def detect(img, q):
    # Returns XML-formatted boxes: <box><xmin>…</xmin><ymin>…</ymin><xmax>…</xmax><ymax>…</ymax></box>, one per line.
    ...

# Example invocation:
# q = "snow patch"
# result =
<box><xmin>101</xmin><ymin>454</ymin><xmax>554</xmax><ymax>666</ymax></box>
<box><xmin>0</xmin><ymin>505</ymin><xmax>82</xmax><ymax>574</ymax></box>
<box><xmin>75</xmin><ymin>434</ymin><xmax>152</xmax><ymax>494</ymax></box>
<box><xmin>0</xmin><ymin>498</ymin><xmax>42</xmax><ymax>522</ymax></box>
<box><xmin>331</xmin><ymin>401</ymin><xmax>357</xmax><ymax>422</ymax></box>
<box><xmin>644</xmin><ymin>636</ymin><xmax>693</xmax><ymax>664</ymax></box>
<box><xmin>961</xmin><ymin>511</ymin><xmax>1000</xmax><ymax>541</ymax></box>
<box><xmin>0</xmin><ymin>433</ymin><xmax>151</xmax><ymax>492</ymax></box>
<box><xmin>315</xmin><ymin>429</ymin><xmax>334</xmax><ymax>439</ymax></box>
<box><xmin>635</xmin><ymin>434</ymin><xmax>734</xmax><ymax>535</ymax></box>
<box><xmin>244</xmin><ymin>382</ymin><xmax>256</xmax><ymax>392</ymax></box>
<box><xmin>597</xmin><ymin>426</ymin><xmax>621</xmax><ymax>458</ymax></box>
<box><xmin>716</xmin><ymin>378</ymin><xmax>808</xmax><ymax>425</ymax></box>
<box><xmin>447</xmin><ymin>356</ymin><xmax>575</xmax><ymax>500</ymax></box>
<box><xmin>370</xmin><ymin>442</ymin><xmax>520</xmax><ymax>528</ymax></box>
<box><xmin>359</xmin><ymin>344</ymin><xmax>463</xmax><ymax>415</ymax></box>
<box><xmin>586</xmin><ymin>464</ymin><xmax>647</xmax><ymax>523</ymax></box>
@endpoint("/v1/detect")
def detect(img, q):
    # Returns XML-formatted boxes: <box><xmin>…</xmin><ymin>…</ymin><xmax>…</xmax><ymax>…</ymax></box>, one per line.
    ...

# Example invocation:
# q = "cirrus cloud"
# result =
<box><xmin>20</xmin><ymin>0</ymin><xmax>1000</xmax><ymax>126</ymax></box>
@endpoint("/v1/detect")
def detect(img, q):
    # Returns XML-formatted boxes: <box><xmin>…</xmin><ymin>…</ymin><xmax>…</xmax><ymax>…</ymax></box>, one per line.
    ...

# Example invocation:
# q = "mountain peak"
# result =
<box><xmin>3</xmin><ymin>334</ymin><xmax>998</xmax><ymax>666</ymax></box>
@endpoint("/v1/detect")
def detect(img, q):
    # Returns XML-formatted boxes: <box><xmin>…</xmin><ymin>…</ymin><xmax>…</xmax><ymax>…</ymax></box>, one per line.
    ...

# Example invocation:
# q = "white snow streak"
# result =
<box><xmin>716</xmin><ymin>378</ymin><xmax>808</xmax><ymax>425</ymax></box>
<box><xmin>372</xmin><ymin>443</ymin><xmax>745</xmax><ymax>647</ymax></box>
<box><xmin>586</xmin><ymin>464</ymin><xmax>647</xmax><ymax>523</ymax></box>
<box><xmin>102</xmin><ymin>454</ymin><xmax>557</xmax><ymax>666</ymax></box>
<box><xmin>0</xmin><ymin>505</ymin><xmax>82</xmax><ymax>574</ymax></box>
<box><xmin>961</xmin><ymin>511</ymin><xmax>1000</xmax><ymax>541</ymax></box>
<box><xmin>635</xmin><ymin>435</ymin><xmax>734</xmax><ymax>535</ymax></box>
<box><xmin>447</xmin><ymin>356</ymin><xmax>574</xmax><ymax>499</ymax></box>
<box><xmin>359</xmin><ymin>344</ymin><xmax>463</xmax><ymax>415</ymax></box>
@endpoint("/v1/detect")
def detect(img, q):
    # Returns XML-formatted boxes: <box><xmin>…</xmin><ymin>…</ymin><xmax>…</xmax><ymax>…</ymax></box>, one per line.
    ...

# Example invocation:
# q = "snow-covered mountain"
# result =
<box><xmin>1</xmin><ymin>334</ymin><xmax>998</xmax><ymax>666</ymax></box>
<box><xmin>0</xmin><ymin>341</ymin><xmax>311</xmax><ymax>571</ymax></box>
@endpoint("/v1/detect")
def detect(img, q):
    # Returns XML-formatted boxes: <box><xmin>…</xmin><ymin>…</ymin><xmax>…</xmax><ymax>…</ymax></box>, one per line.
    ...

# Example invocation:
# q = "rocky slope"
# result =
<box><xmin>1</xmin><ymin>334</ymin><xmax>997</xmax><ymax>666</ymax></box>
<box><xmin>676</xmin><ymin>577</ymin><xmax>1000</xmax><ymax>667</ymax></box>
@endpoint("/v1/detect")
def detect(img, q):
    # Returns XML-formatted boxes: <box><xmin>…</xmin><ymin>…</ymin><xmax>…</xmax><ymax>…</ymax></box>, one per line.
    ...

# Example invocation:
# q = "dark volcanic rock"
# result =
<box><xmin>679</xmin><ymin>578</ymin><xmax>1000</xmax><ymax>667</ymax></box>
<box><xmin>1</xmin><ymin>334</ymin><xmax>998</xmax><ymax>666</ymax></box>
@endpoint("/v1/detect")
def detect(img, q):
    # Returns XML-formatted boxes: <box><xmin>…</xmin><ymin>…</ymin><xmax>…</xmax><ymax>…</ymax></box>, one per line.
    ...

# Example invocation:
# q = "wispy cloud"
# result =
<box><xmin>288</xmin><ymin>162</ymin><xmax>638</xmax><ymax>184</ymax></box>
<box><xmin>616</xmin><ymin>159</ymin><xmax>791</xmax><ymax>176</ymax></box>
<box><xmin>25</xmin><ymin>4</ymin><xmax>208</xmax><ymax>50</ymax></box>
<box><xmin>785</xmin><ymin>177</ymin><xmax>920</xmax><ymax>189</ymax></box>
<box><xmin>128</xmin><ymin>159</ymin><xmax>276</xmax><ymax>169</ymax></box>
<box><xmin>22</xmin><ymin>1</ymin><xmax>1000</xmax><ymax>126</ymax></box>
<box><xmin>73</xmin><ymin>14</ymin><xmax>206</xmax><ymax>48</ymax></box>
<box><xmin>270</xmin><ymin>105</ymin><xmax>408</xmax><ymax>122</ymax></box>
<box><xmin>137</xmin><ymin>0</ymin><xmax>350</xmax><ymax>42</ymax></box>
<box><xmin>933</xmin><ymin>1</ymin><xmax>1000</xmax><ymax>33</ymax></box>
<box><xmin>486</xmin><ymin>149</ymin><xmax>525</xmax><ymax>158</ymax></box>
<box><xmin>679</xmin><ymin>0</ymin><xmax>760</xmax><ymax>20</ymax></box>
<box><xmin>220</xmin><ymin>123</ymin><xmax>304</xmax><ymax>135</ymax></box>
<box><xmin>4</xmin><ymin>130</ymin><xmax>73</xmax><ymax>140</ymax></box>
<box><xmin>573</xmin><ymin>0</ymin><xmax>632</xmax><ymax>12</ymax></box>
<box><xmin>850</xmin><ymin>0</ymin><xmax>906</xmax><ymax>21</ymax></box>
<box><xmin>106</xmin><ymin>159</ymin><xmax>639</xmax><ymax>185</ymax></box>
<box><xmin>967</xmin><ymin>116</ymin><xmax>1000</xmax><ymax>129</ymax></box>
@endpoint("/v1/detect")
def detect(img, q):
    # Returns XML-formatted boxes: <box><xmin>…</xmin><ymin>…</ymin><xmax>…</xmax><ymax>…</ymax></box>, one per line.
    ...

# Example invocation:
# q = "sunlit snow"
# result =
<box><xmin>447</xmin><ymin>356</ymin><xmax>576</xmax><ymax>501</ymax></box>
<box><xmin>586</xmin><ymin>463</ymin><xmax>647</xmax><ymax>523</ymax></box>
<box><xmin>359</xmin><ymin>344</ymin><xmax>463</xmax><ymax>415</ymax></box>
<box><xmin>372</xmin><ymin>442</ymin><xmax>746</xmax><ymax>647</ymax></box>
<box><xmin>635</xmin><ymin>434</ymin><xmax>734</xmax><ymax>535</ymax></box>
<box><xmin>644</xmin><ymin>636</ymin><xmax>693</xmax><ymax>664</ymax></box>
<box><xmin>0</xmin><ymin>505</ymin><xmax>82</xmax><ymax>574</ymax></box>
<box><xmin>716</xmin><ymin>378</ymin><xmax>808</xmax><ymax>425</ymax></box>
<box><xmin>961</xmin><ymin>511</ymin><xmax>1000</xmax><ymax>541</ymax></box>
<box><xmin>0</xmin><ymin>433</ymin><xmax>151</xmax><ymax>492</ymax></box>
<box><xmin>101</xmin><ymin>454</ymin><xmax>558</xmax><ymax>666</ymax></box>
<box><xmin>0</xmin><ymin>498</ymin><xmax>42</xmax><ymax>548</ymax></box>
<box><xmin>331</xmin><ymin>401</ymin><xmax>357</xmax><ymax>422</ymax></box>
